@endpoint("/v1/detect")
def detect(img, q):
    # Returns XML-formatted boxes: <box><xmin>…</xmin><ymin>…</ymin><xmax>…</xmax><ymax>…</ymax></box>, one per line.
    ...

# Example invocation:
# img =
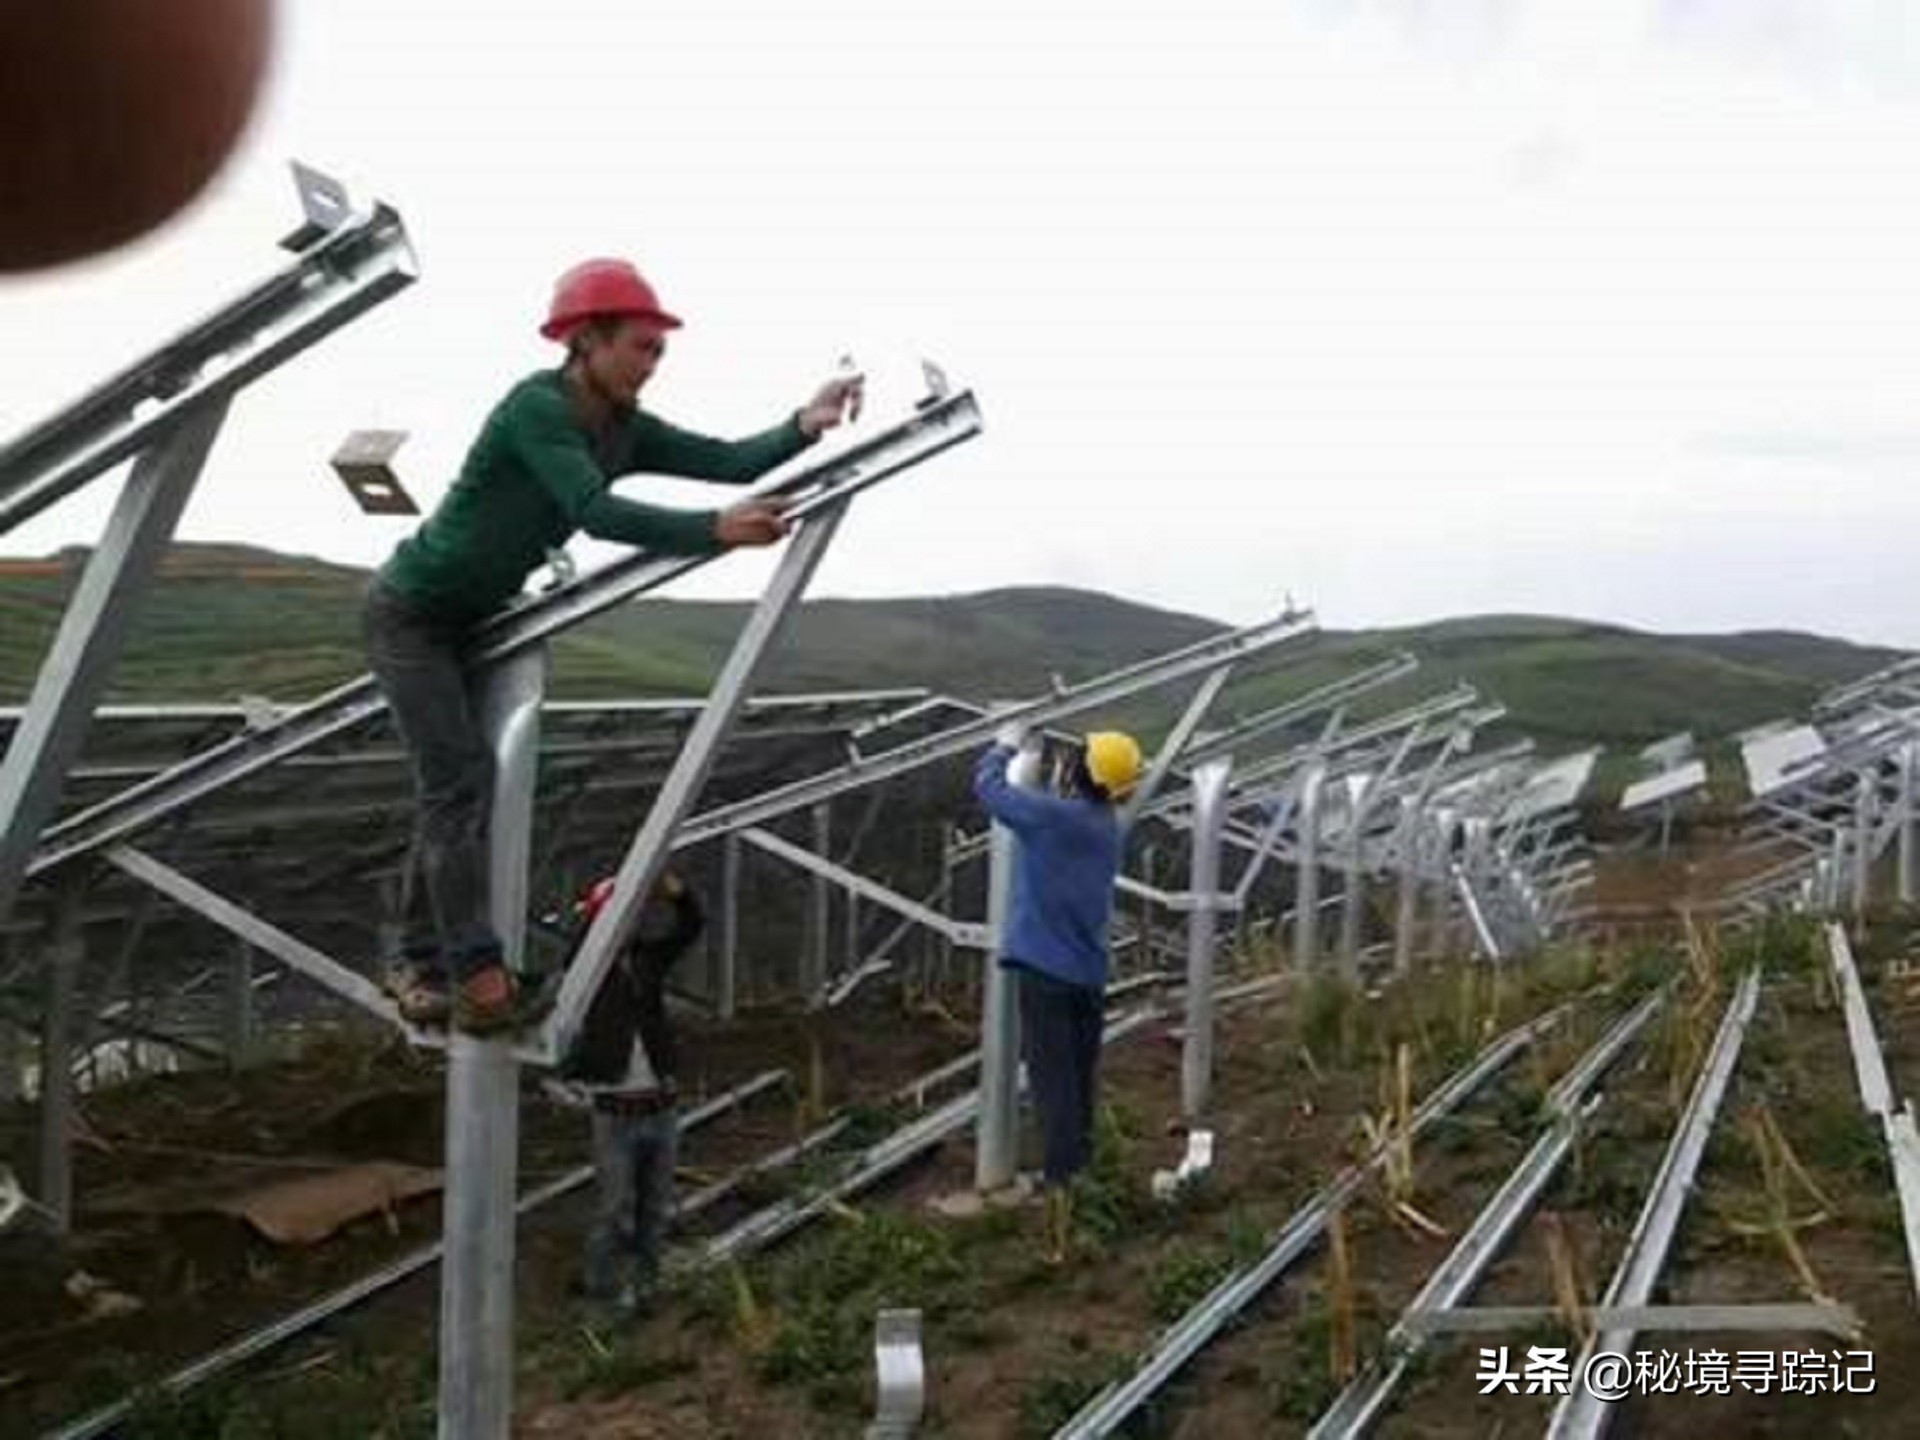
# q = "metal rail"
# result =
<box><xmin>1054</xmin><ymin>1000</ymin><xmax>1576</xmax><ymax>1438</ymax></box>
<box><xmin>24</xmin><ymin>391</ymin><xmax>985</xmax><ymax>881</ymax></box>
<box><xmin>1308</xmin><ymin>992</ymin><xmax>1666</xmax><ymax>1437</ymax></box>
<box><xmin>1548</xmin><ymin>968</ymin><xmax>1762</xmax><ymax>1440</ymax></box>
<box><xmin>702</xmin><ymin>1006</ymin><xmax>1164</xmax><ymax>1265</ymax></box>
<box><xmin>1825</xmin><ymin>923</ymin><xmax>1920</xmax><ymax>1307</ymax></box>
<box><xmin>40</xmin><ymin>1069</ymin><xmax>789</xmax><ymax>1440</ymax></box>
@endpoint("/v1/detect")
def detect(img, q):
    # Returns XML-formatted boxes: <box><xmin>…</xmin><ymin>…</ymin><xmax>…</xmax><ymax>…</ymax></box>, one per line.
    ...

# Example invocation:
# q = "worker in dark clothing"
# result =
<box><xmin>557</xmin><ymin>869</ymin><xmax>705</xmax><ymax>1315</ymax></box>
<box><xmin>974</xmin><ymin>727</ymin><xmax>1143</xmax><ymax>1261</ymax></box>
<box><xmin>367</xmin><ymin>257</ymin><xmax>861</xmax><ymax>1032</ymax></box>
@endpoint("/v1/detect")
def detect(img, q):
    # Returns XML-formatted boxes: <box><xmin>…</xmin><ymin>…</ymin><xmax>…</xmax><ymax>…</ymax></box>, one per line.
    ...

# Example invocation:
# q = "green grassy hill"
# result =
<box><xmin>0</xmin><ymin>545</ymin><xmax>1902</xmax><ymax>768</ymax></box>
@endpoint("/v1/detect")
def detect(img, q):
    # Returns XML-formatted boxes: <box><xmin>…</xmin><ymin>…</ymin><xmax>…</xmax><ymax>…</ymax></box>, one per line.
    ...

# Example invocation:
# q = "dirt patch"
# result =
<box><xmin>0</xmin><ymin>984</ymin><xmax>971</xmax><ymax>1438</ymax></box>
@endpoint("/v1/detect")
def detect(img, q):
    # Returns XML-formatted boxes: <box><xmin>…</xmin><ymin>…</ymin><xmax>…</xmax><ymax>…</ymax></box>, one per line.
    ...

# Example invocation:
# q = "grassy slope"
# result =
<box><xmin>0</xmin><ymin>545</ymin><xmax>1902</xmax><ymax>758</ymax></box>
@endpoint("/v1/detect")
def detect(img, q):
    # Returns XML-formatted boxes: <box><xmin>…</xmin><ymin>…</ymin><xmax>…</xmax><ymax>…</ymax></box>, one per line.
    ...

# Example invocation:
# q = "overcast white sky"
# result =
<box><xmin>4</xmin><ymin>1</ymin><xmax>1919</xmax><ymax>646</ymax></box>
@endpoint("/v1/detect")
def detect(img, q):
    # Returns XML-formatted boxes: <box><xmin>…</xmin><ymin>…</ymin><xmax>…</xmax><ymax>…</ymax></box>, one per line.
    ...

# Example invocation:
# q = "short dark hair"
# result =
<box><xmin>1069</xmin><ymin>756</ymin><xmax>1111</xmax><ymax>803</ymax></box>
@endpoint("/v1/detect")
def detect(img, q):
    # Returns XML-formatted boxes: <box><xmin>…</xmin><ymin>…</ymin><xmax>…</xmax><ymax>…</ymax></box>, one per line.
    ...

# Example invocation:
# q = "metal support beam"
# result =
<box><xmin>1121</xmin><ymin>663</ymin><xmax>1234</xmax><ymax>829</ymax></box>
<box><xmin>0</xmin><ymin>401</ymin><xmax>230</xmax><ymax>928</ymax></box>
<box><xmin>1338</xmin><ymin>776</ymin><xmax>1370</xmax><ymax>980</ymax></box>
<box><xmin>545</xmin><ymin>507</ymin><xmax>848</xmax><ymax>1064</ymax></box>
<box><xmin>1404</xmin><ymin>1301</ymin><xmax>1860</xmax><ymax>1340</ymax></box>
<box><xmin>1826</xmin><ymin>923</ymin><xmax>1920</xmax><ymax>1308</ymax></box>
<box><xmin>1182</xmin><ymin>760</ymin><xmax>1231</xmax><ymax>1124</ymax></box>
<box><xmin>1056</xmin><ymin>1002</ymin><xmax>1571</xmax><ymax>1439</ymax></box>
<box><xmin>0</xmin><ymin>173</ymin><xmax>416</xmax><ymax>533</ymax></box>
<box><xmin>718</xmin><ymin>832</ymin><xmax>741</xmax><ymax>1020</ymax></box>
<box><xmin>1392</xmin><ymin>810</ymin><xmax>1424</xmax><ymax>975</ymax></box>
<box><xmin>1177</xmin><ymin>653</ymin><xmax>1419</xmax><ymax>771</ymax></box>
<box><xmin>673</xmin><ymin>611</ymin><xmax>1314</xmax><ymax>852</ymax></box>
<box><xmin>1549</xmin><ymin>969</ymin><xmax>1761</xmax><ymax>1440</ymax></box>
<box><xmin>1310</xmin><ymin>995</ymin><xmax>1664</xmax><ymax>1436</ymax></box>
<box><xmin>1900</xmin><ymin>744</ymin><xmax>1919</xmax><ymax>905</ymax></box>
<box><xmin>975</xmin><ymin>808</ymin><xmax>1023</xmax><ymax>1192</ymax></box>
<box><xmin>437</xmin><ymin>644</ymin><xmax>545</xmax><ymax>1440</ymax></box>
<box><xmin>1854</xmin><ymin>771</ymin><xmax>1876</xmax><ymax>920</ymax></box>
<box><xmin>807</xmin><ymin>801</ymin><xmax>831</xmax><ymax>1003</ymax></box>
<box><xmin>36</xmin><ymin>885</ymin><xmax>84</xmax><ymax>1235</ymax></box>
<box><xmin>106</xmin><ymin>847</ymin><xmax>403</xmax><ymax>1022</ymax></box>
<box><xmin>740</xmin><ymin>827</ymin><xmax>985</xmax><ymax>950</ymax></box>
<box><xmin>224</xmin><ymin>940</ymin><xmax>255</xmax><ymax>1070</ymax></box>
<box><xmin>1293</xmin><ymin>762</ymin><xmax>1326</xmax><ymax>968</ymax></box>
<box><xmin>25</xmin><ymin>392</ymin><xmax>982</xmax><ymax>884</ymax></box>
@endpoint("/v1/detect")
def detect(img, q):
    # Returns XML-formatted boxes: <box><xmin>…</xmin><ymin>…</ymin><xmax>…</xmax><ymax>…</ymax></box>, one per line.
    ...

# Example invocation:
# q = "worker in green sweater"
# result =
<box><xmin>365</xmin><ymin>257</ymin><xmax>861</xmax><ymax>1033</ymax></box>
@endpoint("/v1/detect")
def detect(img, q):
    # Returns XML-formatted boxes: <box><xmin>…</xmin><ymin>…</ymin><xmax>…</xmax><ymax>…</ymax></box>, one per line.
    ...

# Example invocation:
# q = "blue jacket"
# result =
<box><xmin>973</xmin><ymin>744</ymin><xmax>1122</xmax><ymax>991</ymax></box>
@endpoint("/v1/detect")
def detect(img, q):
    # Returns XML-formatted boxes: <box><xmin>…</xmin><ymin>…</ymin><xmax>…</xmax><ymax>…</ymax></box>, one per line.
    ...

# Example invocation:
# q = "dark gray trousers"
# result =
<box><xmin>584</xmin><ymin>1105</ymin><xmax>679</xmax><ymax>1300</ymax></box>
<box><xmin>1015</xmin><ymin>963</ymin><xmax>1104</xmax><ymax>1186</ymax></box>
<box><xmin>361</xmin><ymin>579</ymin><xmax>502</xmax><ymax>978</ymax></box>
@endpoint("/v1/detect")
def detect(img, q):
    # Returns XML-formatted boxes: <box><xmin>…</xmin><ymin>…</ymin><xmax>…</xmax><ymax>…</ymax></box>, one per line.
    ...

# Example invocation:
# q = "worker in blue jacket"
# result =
<box><xmin>974</xmin><ymin>726</ymin><xmax>1143</xmax><ymax>1261</ymax></box>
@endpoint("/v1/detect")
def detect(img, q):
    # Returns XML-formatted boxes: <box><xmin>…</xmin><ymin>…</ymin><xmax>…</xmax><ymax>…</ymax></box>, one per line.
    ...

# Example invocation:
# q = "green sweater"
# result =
<box><xmin>379</xmin><ymin>370</ymin><xmax>814</xmax><ymax>625</ymax></box>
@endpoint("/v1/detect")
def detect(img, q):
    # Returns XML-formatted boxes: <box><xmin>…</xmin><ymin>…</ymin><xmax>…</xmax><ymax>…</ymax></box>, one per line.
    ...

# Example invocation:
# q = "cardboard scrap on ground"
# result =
<box><xmin>213</xmin><ymin>1161</ymin><xmax>444</xmax><ymax>1245</ymax></box>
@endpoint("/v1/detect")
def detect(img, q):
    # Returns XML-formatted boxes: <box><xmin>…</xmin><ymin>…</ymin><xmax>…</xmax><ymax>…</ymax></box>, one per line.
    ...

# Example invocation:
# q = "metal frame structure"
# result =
<box><xmin>1306</xmin><ymin>992</ymin><xmax>1666</xmax><ymax>1436</ymax></box>
<box><xmin>1548</xmin><ymin>969</ymin><xmax>1762</xmax><ymax>1439</ymax></box>
<box><xmin>1055</xmin><ymin>1002</ymin><xmax>1574</xmax><ymax>1438</ymax></box>
<box><xmin>2</xmin><ymin>165</ymin><xmax>989</xmax><ymax>1436</ymax></box>
<box><xmin>1730</xmin><ymin>666</ymin><xmax>1920</xmax><ymax>920</ymax></box>
<box><xmin>1824</xmin><ymin>922</ymin><xmax>1920</xmax><ymax>1308</ymax></box>
<box><xmin>0</xmin><ymin>164</ymin><xmax>418</xmax><ymax>928</ymax></box>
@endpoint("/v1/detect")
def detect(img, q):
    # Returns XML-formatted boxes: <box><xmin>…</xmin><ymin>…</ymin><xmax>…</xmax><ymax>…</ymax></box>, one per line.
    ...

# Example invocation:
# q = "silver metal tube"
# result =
<box><xmin>1121</xmin><ymin>663</ymin><xmax>1234</xmax><ymax>829</ymax></box>
<box><xmin>718</xmin><ymin>832</ymin><xmax>741</xmax><ymax>1020</ymax></box>
<box><xmin>224</xmin><ymin>941</ymin><xmax>255</xmax><ymax>1070</ymax></box>
<box><xmin>807</xmin><ymin>801</ymin><xmax>832</xmax><ymax>1003</ymax></box>
<box><xmin>1293</xmin><ymin>762</ymin><xmax>1326</xmax><ymax>969</ymax></box>
<box><xmin>0</xmin><ymin>401</ymin><xmax>230</xmax><ymax>928</ymax></box>
<box><xmin>1181</xmin><ymin>760</ymin><xmax>1231</xmax><ymax>1124</ymax></box>
<box><xmin>1548</xmin><ymin>969</ymin><xmax>1761</xmax><ymax>1440</ymax></box>
<box><xmin>1901</xmin><ymin>744</ymin><xmax>1919</xmax><ymax>905</ymax></box>
<box><xmin>1056</xmin><ymin>1002</ymin><xmax>1572</xmax><ymax>1439</ymax></box>
<box><xmin>545</xmin><ymin>508</ymin><xmax>846</xmax><ymax>1063</ymax></box>
<box><xmin>975</xmin><ymin>814</ymin><xmax>1022</xmax><ymax>1192</ymax></box>
<box><xmin>26</xmin><ymin>397</ymin><xmax>981</xmax><ymax>885</ymax></box>
<box><xmin>437</xmin><ymin>645</ymin><xmax>545</xmax><ymax>1440</ymax></box>
<box><xmin>1338</xmin><ymin>776</ymin><xmax>1371</xmax><ymax>980</ymax></box>
<box><xmin>740</xmin><ymin>826</ymin><xmax>985</xmax><ymax>948</ymax></box>
<box><xmin>676</xmin><ymin>611</ymin><xmax>1314</xmax><ymax>852</ymax></box>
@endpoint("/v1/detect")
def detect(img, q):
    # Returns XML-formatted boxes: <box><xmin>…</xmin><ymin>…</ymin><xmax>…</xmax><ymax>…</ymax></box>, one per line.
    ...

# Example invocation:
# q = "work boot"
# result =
<box><xmin>383</xmin><ymin>958</ymin><xmax>451</xmax><ymax>1025</ymax></box>
<box><xmin>452</xmin><ymin>961</ymin><xmax>521</xmax><ymax>1035</ymax></box>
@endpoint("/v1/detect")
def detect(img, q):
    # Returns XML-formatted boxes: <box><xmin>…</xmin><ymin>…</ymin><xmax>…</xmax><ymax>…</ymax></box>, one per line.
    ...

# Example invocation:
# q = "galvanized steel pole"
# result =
<box><xmin>1293</xmin><ymin>762</ymin><xmax>1327</xmax><ymax>969</ymax></box>
<box><xmin>438</xmin><ymin>644</ymin><xmax>545</xmax><ymax>1440</ymax></box>
<box><xmin>1181</xmin><ymin>760</ymin><xmax>1231</xmax><ymax>1124</ymax></box>
<box><xmin>975</xmin><ymin>774</ymin><xmax>1024</xmax><ymax>1192</ymax></box>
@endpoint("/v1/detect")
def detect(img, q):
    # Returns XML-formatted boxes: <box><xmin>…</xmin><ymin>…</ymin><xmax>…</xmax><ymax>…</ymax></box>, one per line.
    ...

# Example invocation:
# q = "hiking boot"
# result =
<box><xmin>383</xmin><ymin>959</ymin><xmax>451</xmax><ymax>1025</ymax></box>
<box><xmin>452</xmin><ymin>962</ymin><xmax>521</xmax><ymax>1035</ymax></box>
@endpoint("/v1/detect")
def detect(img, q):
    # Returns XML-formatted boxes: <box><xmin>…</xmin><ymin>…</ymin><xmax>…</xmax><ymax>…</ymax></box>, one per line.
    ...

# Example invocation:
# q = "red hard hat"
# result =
<box><xmin>540</xmin><ymin>258</ymin><xmax>682</xmax><ymax>342</ymax></box>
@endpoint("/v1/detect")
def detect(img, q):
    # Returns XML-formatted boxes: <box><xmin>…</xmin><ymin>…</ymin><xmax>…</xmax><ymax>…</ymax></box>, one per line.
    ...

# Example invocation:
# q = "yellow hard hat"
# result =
<box><xmin>1084</xmin><ymin>731</ymin><xmax>1143</xmax><ymax>799</ymax></box>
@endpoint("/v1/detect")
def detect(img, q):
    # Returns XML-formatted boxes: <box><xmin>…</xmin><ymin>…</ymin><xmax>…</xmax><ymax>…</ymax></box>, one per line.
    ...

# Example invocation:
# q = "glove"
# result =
<box><xmin>994</xmin><ymin>722</ymin><xmax>1028</xmax><ymax>751</ymax></box>
<box><xmin>1007</xmin><ymin>743</ymin><xmax>1043</xmax><ymax>790</ymax></box>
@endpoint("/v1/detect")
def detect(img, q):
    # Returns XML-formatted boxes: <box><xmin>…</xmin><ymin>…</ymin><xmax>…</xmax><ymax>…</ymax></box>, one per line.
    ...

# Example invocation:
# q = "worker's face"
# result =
<box><xmin>583</xmin><ymin>318</ymin><xmax>670</xmax><ymax>403</ymax></box>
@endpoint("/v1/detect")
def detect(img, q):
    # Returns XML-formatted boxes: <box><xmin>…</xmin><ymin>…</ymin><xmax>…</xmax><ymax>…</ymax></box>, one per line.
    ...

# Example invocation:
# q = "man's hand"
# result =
<box><xmin>714</xmin><ymin>498</ymin><xmax>791</xmax><ymax>549</ymax></box>
<box><xmin>797</xmin><ymin>373</ymin><xmax>864</xmax><ymax>438</ymax></box>
<box><xmin>994</xmin><ymin>722</ymin><xmax>1029</xmax><ymax>751</ymax></box>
